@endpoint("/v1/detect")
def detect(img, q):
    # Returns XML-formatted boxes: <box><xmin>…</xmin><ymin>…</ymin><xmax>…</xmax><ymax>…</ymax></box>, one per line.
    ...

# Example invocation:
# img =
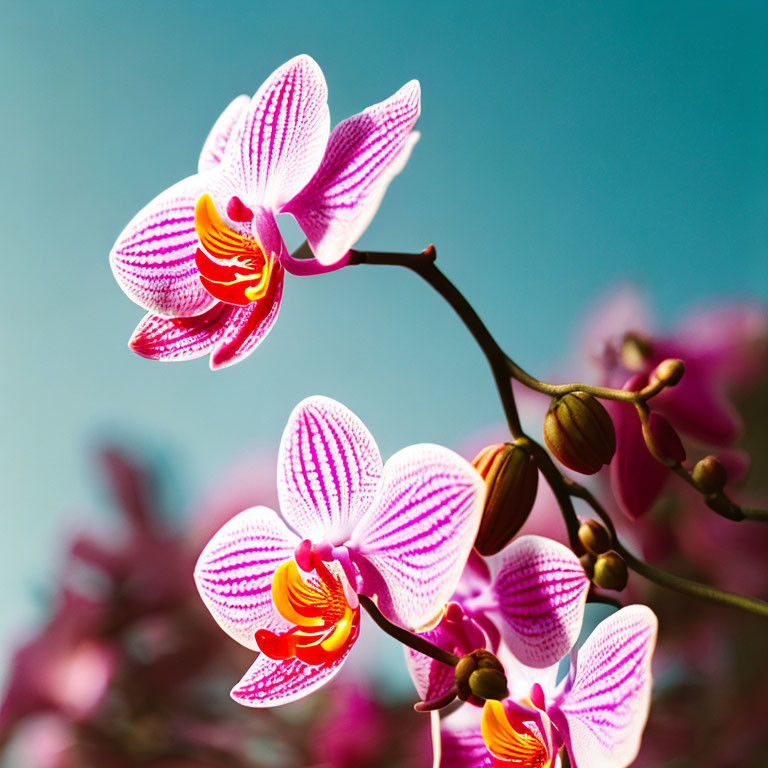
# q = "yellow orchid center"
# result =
<box><xmin>481</xmin><ymin>700</ymin><xmax>552</xmax><ymax>767</ymax></box>
<box><xmin>255</xmin><ymin>560</ymin><xmax>360</xmax><ymax>666</ymax></box>
<box><xmin>193</xmin><ymin>194</ymin><xmax>279</xmax><ymax>306</ymax></box>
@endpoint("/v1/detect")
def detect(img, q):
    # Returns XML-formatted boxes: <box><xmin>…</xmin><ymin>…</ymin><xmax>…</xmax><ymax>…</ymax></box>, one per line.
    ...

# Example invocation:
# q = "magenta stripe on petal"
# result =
<box><xmin>277</xmin><ymin>396</ymin><xmax>383</xmax><ymax>542</ymax></box>
<box><xmin>110</xmin><ymin>174</ymin><xmax>216</xmax><ymax>317</ymax></box>
<box><xmin>199</xmin><ymin>94</ymin><xmax>250</xmax><ymax>173</ymax></box>
<box><xmin>230</xmin><ymin>647</ymin><xmax>351</xmax><ymax>707</ymax></box>
<box><xmin>129</xmin><ymin>303</ymin><xmax>231</xmax><ymax>362</ymax></box>
<box><xmin>351</xmin><ymin>444</ymin><xmax>484</xmax><ymax>629</ymax></box>
<box><xmin>489</xmin><ymin>536</ymin><xmax>590</xmax><ymax>669</ymax></box>
<box><xmin>224</xmin><ymin>55</ymin><xmax>330</xmax><ymax>211</ymax></box>
<box><xmin>284</xmin><ymin>80</ymin><xmax>421</xmax><ymax>266</ymax></box>
<box><xmin>194</xmin><ymin>506</ymin><xmax>299</xmax><ymax>650</ymax></box>
<box><xmin>209</xmin><ymin>271</ymin><xmax>284</xmax><ymax>370</ymax></box>
<box><xmin>550</xmin><ymin>605</ymin><xmax>657</xmax><ymax>768</ymax></box>
<box><xmin>440</xmin><ymin>706</ymin><xmax>494</xmax><ymax>768</ymax></box>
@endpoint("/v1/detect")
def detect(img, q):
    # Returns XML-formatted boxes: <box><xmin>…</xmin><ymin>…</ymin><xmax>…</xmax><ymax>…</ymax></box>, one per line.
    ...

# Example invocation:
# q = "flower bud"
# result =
<box><xmin>543</xmin><ymin>392</ymin><xmax>616</xmax><ymax>475</ymax></box>
<box><xmin>620</xmin><ymin>332</ymin><xmax>653</xmax><ymax>371</ymax></box>
<box><xmin>455</xmin><ymin>649</ymin><xmax>508</xmax><ymax>702</ymax></box>
<box><xmin>692</xmin><ymin>456</ymin><xmax>727</xmax><ymax>495</ymax></box>
<box><xmin>578</xmin><ymin>520</ymin><xmax>612</xmax><ymax>556</ymax></box>
<box><xmin>652</xmin><ymin>358</ymin><xmax>685</xmax><ymax>387</ymax></box>
<box><xmin>593</xmin><ymin>551</ymin><xmax>628</xmax><ymax>591</ymax></box>
<box><xmin>579</xmin><ymin>552</ymin><xmax>596</xmax><ymax>580</ymax></box>
<box><xmin>468</xmin><ymin>668</ymin><xmax>508</xmax><ymax>701</ymax></box>
<box><xmin>472</xmin><ymin>443</ymin><xmax>538</xmax><ymax>556</ymax></box>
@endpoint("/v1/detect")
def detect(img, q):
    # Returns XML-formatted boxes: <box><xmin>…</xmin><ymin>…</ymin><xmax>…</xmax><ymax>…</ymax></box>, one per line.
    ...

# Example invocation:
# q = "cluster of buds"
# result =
<box><xmin>578</xmin><ymin>520</ymin><xmax>628</xmax><ymax>591</ymax></box>
<box><xmin>454</xmin><ymin>649</ymin><xmax>508</xmax><ymax>704</ymax></box>
<box><xmin>472</xmin><ymin>442</ymin><xmax>538</xmax><ymax>555</ymax></box>
<box><xmin>544</xmin><ymin>391</ymin><xmax>616</xmax><ymax>475</ymax></box>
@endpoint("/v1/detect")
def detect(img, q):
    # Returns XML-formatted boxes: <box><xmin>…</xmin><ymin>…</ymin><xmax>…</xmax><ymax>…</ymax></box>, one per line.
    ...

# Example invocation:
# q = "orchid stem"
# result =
<box><xmin>615</xmin><ymin>542</ymin><xmax>768</xmax><ymax>618</ymax></box>
<box><xmin>742</xmin><ymin>507</ymin><xmax>768</xmax><ymax>522</ymax></box>
<box><xmin>352</xmin><ymin>244</ymin><xmax>768</xmax><ymax>621</ymax></box>
<box><xmin>358</xmin><ymin>594</ymin><xmax>460</xmax><ymax>667</ymax></box>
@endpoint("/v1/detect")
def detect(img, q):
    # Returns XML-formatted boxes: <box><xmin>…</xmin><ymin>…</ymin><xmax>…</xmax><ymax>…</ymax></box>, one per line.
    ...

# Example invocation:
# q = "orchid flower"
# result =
<box><xmin>194</xmin><ymin>396</ymin><xmax>485</xmax><ymax>707</ymax></box>
<box><xmin>111</xmin><ymin>55</ymin><xmax>421</xmax><ymax>369</ymax></box>
<box><xmin>406</xmin><ymin>539</ymin><xmax>590</xmax><ymax>708</ymax></box>
<box><xmin>581</xmin><ymin>288</ymin><xmax>768</xmax><ymax>518</ymax></box>
<box><xmin>440</xmin><ymin>606</ymin><xmax>658</xmax><ymax>768</ymax></box>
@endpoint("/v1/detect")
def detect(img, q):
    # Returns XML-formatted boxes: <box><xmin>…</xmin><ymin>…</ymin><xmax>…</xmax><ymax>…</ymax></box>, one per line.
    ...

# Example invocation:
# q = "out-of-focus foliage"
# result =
<box><xmin>0</xmin><ymin>449</ymin><xmax>428</xmax><ymax>768</ymax></box>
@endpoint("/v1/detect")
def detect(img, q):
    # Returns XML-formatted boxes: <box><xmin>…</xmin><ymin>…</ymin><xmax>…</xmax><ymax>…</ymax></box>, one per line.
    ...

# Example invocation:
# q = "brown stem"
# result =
<box><xmin>358</xmin><ymin>594</ymin><xmax>460</xmax><ymax>667</ymax></box>
<box><xmin>352</xmin><ymin>246</ymin><xmax>768</xmax><ymax>621</ymax></box>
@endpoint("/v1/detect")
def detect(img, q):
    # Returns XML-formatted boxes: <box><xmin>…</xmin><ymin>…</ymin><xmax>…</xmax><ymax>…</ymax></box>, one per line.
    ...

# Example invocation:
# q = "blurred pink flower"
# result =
<box><xmin>582</xmin><ymin>288</ymin><xmax>768</xmax><ymax>518</ymax></box>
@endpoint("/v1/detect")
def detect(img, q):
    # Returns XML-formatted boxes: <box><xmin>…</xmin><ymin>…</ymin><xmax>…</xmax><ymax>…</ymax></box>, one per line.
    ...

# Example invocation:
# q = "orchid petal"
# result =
<box><xmin>284</xmin><ymin>81</ymin><xmax>421</xmax><ymax>266</ymax></box>
<box><xmin>199</xmin><ymin>95</ymin><xmax>250</xmax><ymax>173</ymax></box>
<box><xmin>129</xmin><ymin>303</ymin><xmax>229</xmax><ymax>362</ymax></box>
<box><xmin>209</xmin><ymin>269</ymin><xmax>284</xmax><ymax>370</ymax></box>
<box><xmin>110</xmin><ymin>175</ymin><xmax>216</xmax><ymax>317</ymax></box>
<box><xmin>277</xmin><ymin>396</ymin><xmax>383</xmax><ymax>542</ymax></box>
<box><xmin>230</xmin><ymin>648</ymin><xmax>350</xmax><ymax>707</ymax></box>
<box><xmin>488</xmin><ymin>536</ymin><xmax>590</xmax><ymax>668</ymax></box>
<box><xmin>194</xmin><ymin>506</ymin><xmax>300</xmax><ymax>651</ymax></box>
<box><xmin>351</xmin><ymin>445</ymin><xmax>485</xmax><ymax>629</ymax></box>
<box><xmin>224</xmin><ymin>55</ymin><xmax>330</xmax><ymax>211</ymax></box>
<box><xmin>609</xmin><ymin>401</ymin><xmax>682</xmax><ymax>519</ymax></box>
<box><xmin>440</xmin><ymin>705</ymin><xmax>494</xmax><ymax>768</ymax></box>
<box><xmin>406</xmin><ymin>605</ymin><xmax>486</xmax><ymax>702</ymax></box>
<box><xmin>549</xmin><ymin>606</ymin><xmax>657</xmax><ymax>768</ymax></box>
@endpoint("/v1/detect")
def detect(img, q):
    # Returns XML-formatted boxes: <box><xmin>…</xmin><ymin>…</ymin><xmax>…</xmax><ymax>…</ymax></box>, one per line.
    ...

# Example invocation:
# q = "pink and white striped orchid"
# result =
<box><xmin>111</xmin><ymin>55</ymin><xmax>421</xmax><ymax>369</ymax></box>
<box><xmin>439</xmin><ymin>606</ymin><xmax>658</xmax><ymax>768</ymax></box>
<box><xmin>406</xmin><ymin>539</ymin><xmax>590</xmax><ymax>707</ymax></box>
<box><xmin>194</xmin><ymin>396</ymin><xmax>485</xmax><ymax>707</ymax></box>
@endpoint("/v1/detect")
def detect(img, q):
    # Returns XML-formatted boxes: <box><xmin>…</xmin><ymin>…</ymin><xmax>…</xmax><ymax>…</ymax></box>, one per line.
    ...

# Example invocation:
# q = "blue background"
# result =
<box><xmin>1</xmin><ymin>0</ymin><xmax>766</xmax><ymax>671</ymax></box>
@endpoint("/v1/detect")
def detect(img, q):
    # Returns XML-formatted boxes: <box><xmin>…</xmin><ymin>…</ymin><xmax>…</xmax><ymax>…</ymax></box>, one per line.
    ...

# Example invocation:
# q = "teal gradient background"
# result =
<box><xmin>1</xmin><ymin>0</ymin><xmax>766</xmax><ymax>672</ymax></box>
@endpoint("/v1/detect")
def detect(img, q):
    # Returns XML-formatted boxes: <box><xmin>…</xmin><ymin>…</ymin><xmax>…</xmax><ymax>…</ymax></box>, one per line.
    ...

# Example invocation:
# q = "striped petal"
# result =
<box><xmin>406</xmin><ymin>605</ymin><xmax>486</xmax><ymax>702</ymax></box>
<box><xmin>488</xmin><ymin>536</ymin><xmax>590</xmax><ymax>668</ymax></box>
<box><xmin>209</xmin><ymin>269</ymin><xmax>284</xmax><ymax>370</ymax></box>
<box><xmin>199</xmin><ymin>95</ymin><xmax>250</xmax><ymax>173</ymax></box>
<box><xmin>277</xmin><ymin>396</ymin><xmax>383</xmax><ymax>542</ymax></box>
<box><xmin>194</xmin><ymin>506</ymin><xmax>300</xmax><ymax>651</ymax></box>
<box><xmin>350</xmin><ymin>445</ymin><xmax>485</xmax><ymax>629</ymax></box>
<box><xmin>230</xmin><ymin>647</ymin><xmax>351</xmax><ymax>707</ymax></box>
<box><xmin>224</xmin><ymin>55</ymin><xmax>330</xmax><ymax>211</ymax></box>
<box><xmin>129</xmin><ymin>302</ymin><xmax>229</xmax><ymax>362</ymax></box>
<box><xmin>549</xmin><ymin>606</ymin><xmax>657</xmax><ymax>768</ymax></box>
<box><xmin>284</xmin><ymin>81</ymin><xmax>421</xmax><ymax>266</ymax></box>
<box><xmin>110</xmin><ymin>174</ymin><xmax>216</xmax><ymax>317</ymax></box>
<box><xmin>440</xmin><ymin>705</ymin><xmax>494</xmax><ymax>768</ymax></box>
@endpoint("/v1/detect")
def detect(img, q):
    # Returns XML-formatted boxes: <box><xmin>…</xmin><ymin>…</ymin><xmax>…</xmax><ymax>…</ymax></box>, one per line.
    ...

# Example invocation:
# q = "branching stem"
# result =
<box><xmin>351</xmin><ymin>245</ymin><xmax>768</xmax><ymax>621</ymax></box>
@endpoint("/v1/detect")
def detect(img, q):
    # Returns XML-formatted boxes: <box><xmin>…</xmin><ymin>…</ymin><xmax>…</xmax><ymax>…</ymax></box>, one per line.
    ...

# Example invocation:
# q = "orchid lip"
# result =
<box><xmin>254</xmin><ymin>559</ymin><xmax>360</xmax><ymax>666</ymax></box>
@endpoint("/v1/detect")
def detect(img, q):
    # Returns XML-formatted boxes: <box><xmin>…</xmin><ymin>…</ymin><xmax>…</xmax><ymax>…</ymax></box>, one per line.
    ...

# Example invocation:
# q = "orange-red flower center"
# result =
<box><xmin>255</xmin><ymin>560</ymin><xmax>361</xmax><ymax>666</ymax></box>
<box><xmin>194</xmin><ymin>194</ymin><xmax>280</xmax><ymax>307</ymax></box>
<box><xmin>481</xmin><ymin>700</ymin><xmax>553</xmax><ymax>767</ymax></box>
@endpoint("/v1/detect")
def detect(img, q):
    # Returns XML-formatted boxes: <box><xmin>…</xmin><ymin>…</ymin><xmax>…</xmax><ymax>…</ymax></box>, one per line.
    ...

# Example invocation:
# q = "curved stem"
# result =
<box><xmin>615</xmin><ymin>542</ymin><xmax>768</xmax><ymax>618</ymax></box>
<box><xmin>351</xmin><ymin>247</ymin><xmax>524</xmax><ymax>438</ymax></box>
<box><xmin>359</xmin><ymin>594</ymin><xmax>460</xmax><ymax>667</ymax></box>
<box><xmin>352</xmin><ymin>246</ymin><xmax>768</xmax><ymax>621</ymax></box>
<box><xmin>506</xmin><ymin>357</ymin><xmax>668</xmax><ymax>403</ymax></box>
<box><xmin>742</xmin><ymin>507</ymin><xmax>768</xmax><ymax>522</ymax></box>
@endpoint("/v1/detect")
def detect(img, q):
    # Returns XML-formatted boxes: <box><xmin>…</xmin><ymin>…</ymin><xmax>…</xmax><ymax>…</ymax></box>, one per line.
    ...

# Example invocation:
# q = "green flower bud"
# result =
<box><xmin>593</xmin><ymin>551</ymin><xmax>628</xmax><ymax>591</ymax></box>
<box><xmin>454</xmin><ymin>650</ymin><xmax>507</xmax><ymax>702</ymax></box>
<box><xmin>472</xmin><ymin>442</ymin><xmax>538</xmax><ymax>556</ymax></box>
<box><xmin>468</xmin><ymin>668</ymin><xmax>509</xmax><ymax>702</ymax></box>
<box><xmin>652</xmin><ymin>358</ymin><xmax>685</xmax><ymax>387</ymax></box>
<box><xmin>578</xmin><ymin>520</ymin><xmax>612</xmax><ymax>556</ymax></box>
<box><xmin>693</xmin><ymin>456</ymin><xmax>727</xmax><ymax>495</ymax></box>
<box><xmin>580</xmin><ymin>552</ymin><xmax>596</xmax><ymax>580</ymax></box>
<box><xmin>543</xmin><ymin>392</ymin><xmax>616</xmax><ymax>475</ymax></box>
